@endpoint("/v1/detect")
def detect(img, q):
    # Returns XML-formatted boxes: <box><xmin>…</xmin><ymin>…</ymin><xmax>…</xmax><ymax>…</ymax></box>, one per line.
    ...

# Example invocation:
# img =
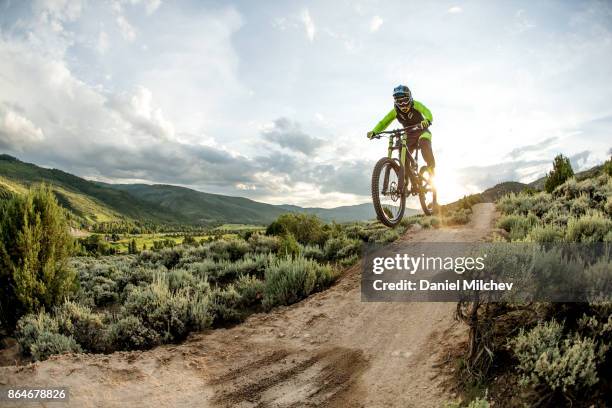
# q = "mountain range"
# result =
<box><xmin>0</xmin><ymin>154</ymin><xmax>418</xmax><ymax>227</ymax></box>
<box><xmin>5</xmin><ymin>154</ymin><xmax>600</xmax><ymax>228</ymax></box>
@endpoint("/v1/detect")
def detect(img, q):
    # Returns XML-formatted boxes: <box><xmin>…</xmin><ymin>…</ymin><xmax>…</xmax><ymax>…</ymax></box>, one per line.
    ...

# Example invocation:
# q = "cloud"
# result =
<box><xmin>0</xmin><ymin>105</ymin><xmax>45</xmax><ymax>151</ymax></box>
<box><xmin>300</xmin><ymin>9</ymin><xmax>315</xmax><ymax>41</ymax></box>
<box><xmin>311</xmin><ymin>160</ymin><xmax>372</xmax><ymax>196</ymax></box>
<box><xmin>116</xmin><ymin>15</ymin><xmax>136</xmax><ymax>41</ymax></box>
<box><xmin>142</xmin><ymin>0</ymin><xmax>162</xmax><ymax>15</ymax></box>
<box><xmin>456</xmin><ymin>159</ymin><xmax>550</xmax><ymax>191</ymax></box>
<box><xmin>261</xmin><ymin>118</ymin><xmax>324</xmax><ymax>155</ymax></box>
<box><xmin>1</xmin><ymin>0</ymin><xmax>611</xmax><ymax>208</ymax></box>
<box><xmin>107</xmin><ymin>86</ymin><xmax>175</xmax><ymax>141</ymax></box>
<box><xmin>507</xmin><ymin>137</ymin><xmax>558</xmax><ymax>159</ymax></box>
<box><xmin>33</xmin><ymin>0</ymin><xmax>84</xmax><ymax>23</ymax></box>
<box><xmin>569</xmin><ymin>150</ymin><xmax>590</xmax><ymax>170</ymax></box>
<box><xmin>369</xmin><ymin>16</ymin><xmax>383</xmax><ymax>32</ymax></box>
<box><xmin>113</xmin><ymin>0</ymin><xmax>162</xmax><ymax>15</ymax></box>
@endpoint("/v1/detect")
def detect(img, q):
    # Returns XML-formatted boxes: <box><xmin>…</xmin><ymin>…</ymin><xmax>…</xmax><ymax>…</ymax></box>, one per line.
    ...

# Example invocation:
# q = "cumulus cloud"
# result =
<box><xmin>369</xmin><ymin>16</ymin><xmax>383</xmax><ymax>32</ymax></box>
<box><xmin>301</xmin><ymin>9</ymin><xmax>315</xmax><ymax>41</ymax></box>
<box><xmin>507</xmin><ymin>137</ymin><xmax>558</xmax><ymax>159</ymax></box>
<box><xmin>108</xmin><ymin>87</ymin><xmax>175</xmax><ymax>141</ymax></box>
<box><xmin>0</xmin><ymin>105</ymin><xmax>45</xmax><ymax>151</ymax></box>
<box><xmin>261</xmin><ymin>118</ymin><xmax>324</xmax><ymax>155</ymax></box>
<box><xmin>1</xmin><ymin>0</ymin><xmax>609</xmax><ymax>208</ymax></box>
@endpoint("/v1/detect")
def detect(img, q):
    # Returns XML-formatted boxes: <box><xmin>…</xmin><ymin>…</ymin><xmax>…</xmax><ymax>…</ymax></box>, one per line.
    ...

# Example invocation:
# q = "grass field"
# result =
<box><xmin>213</xmin><ymin>224</ymin><xmax>266</xmax><ymax>231</ymax></box>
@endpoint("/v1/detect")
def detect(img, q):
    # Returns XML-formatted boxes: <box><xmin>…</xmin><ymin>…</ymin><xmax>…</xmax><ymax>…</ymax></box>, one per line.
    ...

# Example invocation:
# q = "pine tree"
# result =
<box><xmin>544</xmin><ymin>154</ymin><xmax>574</xmax><ymax>193</ymax></box>
<box><xmin>128</xmin><ymin>238</ymin><xmax>138</xmax><ymax>254</ymax></box>
<box><xmin>0</xmin><ymin>185</ymin><xmax>76</xmax><ymax>329</ymax></box>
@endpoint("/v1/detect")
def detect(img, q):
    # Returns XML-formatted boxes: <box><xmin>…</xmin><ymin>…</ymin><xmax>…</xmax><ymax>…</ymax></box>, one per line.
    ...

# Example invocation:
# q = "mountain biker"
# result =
<box><xmin>367</xmin><ymin>85</ymin><xmax>435</xmax><ymax>174</ymax></box>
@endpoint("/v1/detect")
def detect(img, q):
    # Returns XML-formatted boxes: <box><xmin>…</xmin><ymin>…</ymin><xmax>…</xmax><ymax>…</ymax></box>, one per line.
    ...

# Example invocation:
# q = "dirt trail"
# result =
<box><xmin>0</xmin><ymin>203</ymin><xmax>497</xmax><ymax>408</ymax></box>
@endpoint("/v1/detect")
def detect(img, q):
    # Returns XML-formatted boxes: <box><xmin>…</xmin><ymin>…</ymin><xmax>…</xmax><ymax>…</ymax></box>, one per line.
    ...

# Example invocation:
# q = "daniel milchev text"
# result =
<box><xmin>369</xmin><ymin>253</ymin><xmax>514</xmax><ymax>292</ymax></box>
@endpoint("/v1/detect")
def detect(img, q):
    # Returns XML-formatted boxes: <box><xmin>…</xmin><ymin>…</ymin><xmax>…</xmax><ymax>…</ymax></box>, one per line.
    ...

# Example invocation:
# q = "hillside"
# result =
<box><xmin>480</xmin><ymin>181</ymin><xmax>528</xmax><ymax>201</ymax></box>
<box><xmin>278</xmin><ymin>203</ymin><xmax>420</xmax><ymax>222</ymax></box>
<box><xmin>104</xmin><ymin>184</ymin><xmax>420</xmax><ymax>224</ymax></box>
<box><xmin>528</xmin><ymin>163</ymin><xmax>605</xmax><ymax>190</ymax></box>
<box><xmin>0</xmin><ymin>154</ymin><xmax>183</xmax><ymax>226</ymax></box>
<box><xmin>106</xmin><ymin>183</ymin><xmax>288</xmax><ymax>225</ymax></box>
<box><xmin>0</xmin><ymin>155</ymin><xmax>393</xmax><ymax>227</ymax></box>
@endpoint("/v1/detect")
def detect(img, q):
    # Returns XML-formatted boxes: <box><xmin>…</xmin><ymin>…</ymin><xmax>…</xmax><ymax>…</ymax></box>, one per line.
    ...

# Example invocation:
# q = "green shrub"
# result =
<box><xmin>234</xmin><ymin>275</ymin><xmax>265</xmax><ymax>308</ymax></box>
<box><xmin>418</xmin><ymin>216</ymin><xmax>440</xmax><ymax>230</ymax></box>
<box><xmin>121</xmin><ymin>280</ymin><xmax>192</xmax><ymax>342</ymax></box>
<box><xmin>497</xmin><ymin>213</ymin><xmax>538</xmax><ymax>240</ymax></box>
<box><xmin>30</xmin><ymin>332</ymin><xmax>82</xmax><ymax>361</ymax></box>
<box><xmin>187</xmin><ymin>259</ymin><xmax>220</xmax><ymax>279</ymax></box>
<box><xmin>605</xmin><ymin>196</ymin><xmax>612</xmax><ymax>216</ymax></box>
<box><xmin>570</xmin><ymin>194</ymin><xmax>591</xmax><ymax>216</ymax></box>
<box><xmin>54</xmin><ymin>301</ymin><xmax>109</xmax><ymax>352</ymax></box>
<box><xmin>263</xmin><ymin>256</ymin><xmax>336</xmax><ymax>309</ymax></box>
<box><xmin>266</xmin><ymin>213</ymin><xmax>328</xmax><ymax>245</ymax></box>
<box><xmin>339</xmin><ymin>254</ymin><xmax>359</xmax><ymax>267</ymax></box>
<box><xmin>525</xmin><ymin>224</ymin><xmax>565</xmax><ymax>243</ymax></box>
<box><xmin>157</xmin><ymin>247</ymin><xmax>184</xmax><ymax>269</ymax></box>
<box><xmin>87</xmin><ymin>275</ymin><xmax>118</xmax><ymax>306</ymax></box>
<box><xmin>445</xmin><ymin>398</ymin><xmax>490</xmax><ymax>408</ymax></box>
<box><xmin>545</xmin><ymin>154</ymin><xmax>574</xmax><ymax>193</ymax></box>
<box><xmin>279</xmin><ymin>233</ymin><xmax>301</xmax><ymax>258</ymax></box>
<box><xmin>188</xmin><ymin>293</ymin><xmax>213</xmax><ymax>331</ymax></box>
<box><xmin>210</xmin><ymin>286</ymin><xmax>244</xmax><ymax>323</ymax></box>
<box><xmin>466</xmin><ymin>399</ymin><xmax>490</xmax><ymax>408</ymax></box>
<box><xmin>400</xmin><ymin>216</ymin><xmax>419</xmax><ymax>228</ymax></box>
<box><xmin>604</xmin><ymin>159</ymin><xmax>612</xmax><ymax>176</ymax></box>
<box><xmin>15</xmin><ymin>311</ymin><xmax>59</xmax><ymax>354</ymax></box>
<box><xmin>444</xmin><ymin>208</ymin><xmax>471</xmax><ymax>225</ymax></box>
<box><xmin>566</xmin><ymin>212</ymin><xmax>612</xmax><ymax>242</ymax></box>
<box><xmin>323</xmin><ymin>236</ymin><xmax>361</xmax><ymax>260</ymax></box>
<box><xmin>301</xmin><ymin>244</ymin><xmax>325</xmax><ymax>261</ymax></box>
<box><xmin>217</xmin><ymin>254</ymin><xmax>271</xmax><ymax>282</ymax></box>
<box><xmin>0</xmin><ymin>185</ymin><xmax>76</xmax><ymax>328</ymax></box>
<box><xmin>248</xmin><ymin>233</ymin><xmax>280</xmax><ymax>253</ymax></box>
<box><xmin>78</xmin><ymin>234</ymin><xmax>116</xmax><ymax>255</ymax></box>
<box><xmin>152</xmin><ymin>238</ymin><xmax>176</xmax><ymax>250</ymax></box>
<box><xmin>209</xmin><ymin>239</ymin><xmax>250</xmax><ymax>261</ymax></box>
<box><xmin>376</xmin><ymin>229</ymin><xmax>400</xmax><ymax>243</ymax></box>
<box><xmin>108</xmin><ymin>315</ymin><xmax>160</xmax><ymax>351</ymax></box>
<box><xmin>166</xmin><ymin>269</ymin><xmax>199</xmax><ymax>292</ymax></box>
<box><xmin>511</xmin><ymin>320</ymin><xmax>599</xmax><ymax>393</ymax></box>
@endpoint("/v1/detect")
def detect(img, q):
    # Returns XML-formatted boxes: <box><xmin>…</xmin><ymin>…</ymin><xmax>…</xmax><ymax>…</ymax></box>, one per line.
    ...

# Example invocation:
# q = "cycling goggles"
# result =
<box><xmin>394</xmin><ymin>96</ymin><xmax>412</xmax><ymax>111</ymax></box>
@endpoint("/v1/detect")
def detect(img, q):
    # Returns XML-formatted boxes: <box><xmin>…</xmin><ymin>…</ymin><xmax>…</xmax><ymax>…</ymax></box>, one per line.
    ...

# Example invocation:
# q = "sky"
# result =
<box><xmin>0</xmin><ymin>0</ymin><xmax>611</xmax><ymax>208</ymax></box>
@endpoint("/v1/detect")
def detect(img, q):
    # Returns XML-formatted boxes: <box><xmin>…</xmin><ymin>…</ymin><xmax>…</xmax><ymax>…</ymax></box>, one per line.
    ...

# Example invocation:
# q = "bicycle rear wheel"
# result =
<box><xmin>418</xmin><ymin>166</ymin><xmax>437</xmax><ymax>216</ymax></box>
<box><xmin>371</xmin><ymin>157</ymin><xmax>406</xmax><ymax>227</ymax></box>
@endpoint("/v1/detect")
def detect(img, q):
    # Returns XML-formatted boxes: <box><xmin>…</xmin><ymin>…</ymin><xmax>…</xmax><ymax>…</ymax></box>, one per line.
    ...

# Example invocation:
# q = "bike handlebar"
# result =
<box><xmin>370</xmin><ymin>125</ymin><xmax>424</xmax><ymax>139</ymax></box>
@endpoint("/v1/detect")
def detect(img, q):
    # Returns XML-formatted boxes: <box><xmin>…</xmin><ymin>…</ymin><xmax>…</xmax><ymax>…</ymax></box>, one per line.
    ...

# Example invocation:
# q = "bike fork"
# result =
<box><xmin>398</xmin><ymin>139</ymin><xmax>407</xmax><ymax>192</ymax></box>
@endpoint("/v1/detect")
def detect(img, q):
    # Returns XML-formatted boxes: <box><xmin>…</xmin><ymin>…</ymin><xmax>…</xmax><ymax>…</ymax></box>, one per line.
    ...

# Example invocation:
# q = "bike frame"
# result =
<box><xmin>381</xmin><ymin>128</ymin><xmax>422</xmax><ymax>195</ymax></box>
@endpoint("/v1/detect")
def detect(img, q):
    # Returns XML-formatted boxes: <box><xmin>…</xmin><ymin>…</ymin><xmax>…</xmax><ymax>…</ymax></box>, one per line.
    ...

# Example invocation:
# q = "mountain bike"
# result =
<box><xmin>369</xmin><ymin>125</ymin><xmax>437</xmax><ymax>227</ymax></box>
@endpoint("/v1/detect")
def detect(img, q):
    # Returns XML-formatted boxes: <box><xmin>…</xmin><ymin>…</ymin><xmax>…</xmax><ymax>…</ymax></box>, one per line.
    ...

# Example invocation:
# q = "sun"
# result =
<box><xmin>429</xmin><ymin>167</ymin><xmax>468</xmax><ymax>204</ymax></box>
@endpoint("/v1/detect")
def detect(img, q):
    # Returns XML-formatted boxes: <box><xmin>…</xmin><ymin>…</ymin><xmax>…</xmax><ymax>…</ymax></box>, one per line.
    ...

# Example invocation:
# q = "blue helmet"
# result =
<box><xmin>393</xmin><ymin>85</ymin><xmax>413</xmax><ymax>113</ymax></box>
<box><xmin>393</xmin><ymin>85</ymin><xmax>412</xmax><ymax>99</ymax></box>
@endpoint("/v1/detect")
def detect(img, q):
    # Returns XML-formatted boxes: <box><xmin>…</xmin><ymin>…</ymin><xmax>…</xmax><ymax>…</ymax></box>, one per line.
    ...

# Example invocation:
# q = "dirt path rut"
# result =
<box><xmin>0</xmin><ymin>203</ymin><xmax>497</xmax><ymax>408</ymax></box>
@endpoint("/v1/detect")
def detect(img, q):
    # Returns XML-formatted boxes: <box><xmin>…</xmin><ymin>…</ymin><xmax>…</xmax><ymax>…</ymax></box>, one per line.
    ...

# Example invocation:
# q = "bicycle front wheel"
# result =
<box><xmin>371</xmin><ymin>157</ymin><xmax>406</xmax><ymax>227</ymax></box>
<box><xmin>418</xmin><ymin>166</ymin><xmax>437</xmax><ymax>216</ymax></box>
